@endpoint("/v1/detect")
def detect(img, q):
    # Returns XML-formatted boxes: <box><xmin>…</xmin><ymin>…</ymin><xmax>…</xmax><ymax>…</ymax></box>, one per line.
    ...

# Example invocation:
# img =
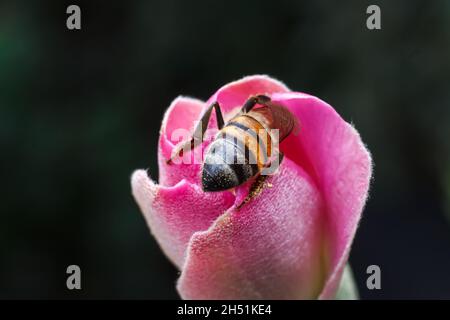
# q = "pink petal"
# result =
<box><xmin>206</xmin><ymin>74</ymin><xmax>290</xmax><ymax>115</ymax></box>
<box><xmin>177</xmin><ymin>158</ymin><xmax>327</xmax><ymax>299</ymax></box>
<box><xmin>270</xmin><ymin>92</ymin><xmax>373</xmax><ymax>299</ymax></box>
<box><xmin>158</xmin><ymin>96</ymin><xmax>206</xmax><ymax>186</ymax></box>
<box><xmin>131</xmin><ymin>170</ymin><xmax>235</xmax><ymax>268</ymax></box>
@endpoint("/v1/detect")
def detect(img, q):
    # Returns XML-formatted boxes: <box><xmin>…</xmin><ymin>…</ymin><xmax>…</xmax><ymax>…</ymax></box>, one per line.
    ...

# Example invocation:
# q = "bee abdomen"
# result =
<box><xmin>202</xmin><ymin>137</ymin><xmax>258</xmax><ymax>192</ymax></box>
<box><xmin>223</xmin><ymin>115</ymin><xmax>271</xmax><ymax>168</ymax></box>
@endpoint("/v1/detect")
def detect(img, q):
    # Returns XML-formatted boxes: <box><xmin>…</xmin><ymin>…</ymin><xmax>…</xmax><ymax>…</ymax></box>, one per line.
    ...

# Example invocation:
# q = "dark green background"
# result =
<box><xmin>1</xmin><ymin>0</ymin><xmax>449</xmax><ymax>299</ymax></box>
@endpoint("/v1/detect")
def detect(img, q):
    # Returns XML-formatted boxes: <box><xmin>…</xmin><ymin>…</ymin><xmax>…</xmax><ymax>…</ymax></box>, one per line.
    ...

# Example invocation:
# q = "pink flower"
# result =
<box><xmin>131</xmin><ymin>75</ymin><xmax>372</xmax><ymax>299</ymax></box>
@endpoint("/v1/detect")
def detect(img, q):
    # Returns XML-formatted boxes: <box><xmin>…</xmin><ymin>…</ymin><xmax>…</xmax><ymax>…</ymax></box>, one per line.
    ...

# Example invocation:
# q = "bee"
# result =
<box><xmin>167</xmin><ymin>95</ymin><xmax>298</xmax><ymax>196</ymax></box>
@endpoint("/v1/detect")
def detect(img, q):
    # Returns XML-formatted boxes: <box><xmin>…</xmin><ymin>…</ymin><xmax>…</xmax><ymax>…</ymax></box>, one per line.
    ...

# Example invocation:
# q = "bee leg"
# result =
<box><xmin>241</xmin><ymin>94</ymin><xmax>272</xmax><ymax>113</ymax></box>
<box><xmin>166</xmin><ymin>101</ymin><xmax>225</xmax><ymax>164</ymax></box>
<box><xmin>236</xmin><ymin>152</ymin><xmax>285</xmax><ymax>209</ymax></box>
<box><xmin>236</xmin><ymin>174</ymin><xmax>268</xmax><ymax>210</ymax></box>
<box><xmin>215</xmin><ymin>102</ymin><xmax>225</xmax><ymax>129</ymax></box>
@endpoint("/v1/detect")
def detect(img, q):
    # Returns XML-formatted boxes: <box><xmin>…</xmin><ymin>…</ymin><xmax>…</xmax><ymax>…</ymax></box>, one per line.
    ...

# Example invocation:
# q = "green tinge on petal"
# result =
<box><xmin>335</xmin><ymin>264</ymin><xmax>359</xmax><ymax>300</ymax></box>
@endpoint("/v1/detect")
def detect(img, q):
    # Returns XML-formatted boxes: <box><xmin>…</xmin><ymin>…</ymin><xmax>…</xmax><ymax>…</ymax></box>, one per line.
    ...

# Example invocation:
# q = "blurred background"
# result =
<box><xmin>1</xmin><ymin>0</ymin><xmax>449</xmax><ymax>299</ymax></box>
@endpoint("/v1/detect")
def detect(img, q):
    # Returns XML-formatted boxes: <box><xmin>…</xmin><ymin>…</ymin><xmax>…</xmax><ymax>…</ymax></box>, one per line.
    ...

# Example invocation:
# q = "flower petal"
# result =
<box><xmin>271</xmin><ymin>92</ymin><xmax>373</xmax><ymax>299</ymax></box>
<box><xmin>206</xmin><ymin>74</ymin><xmax>290</xmax><ymax>115</ymax></box>
<box><xmin>131</xmin><ymin>170</ymin><xmax>235</xmax><ymax>268</ymax></box>
<box><xmin>161</xmin><ymin>96</ymin><xmax>205</xmax><ymax>150</ymax></box>
<box><xmin>159</xmin><ymin>96</ymin><xmax>206</xmax><ymax>186</ymax></box>
<box><xmin>177</xmin><ymin>158</ymin><xmax>327</xmax><ymax>299</ymax></box>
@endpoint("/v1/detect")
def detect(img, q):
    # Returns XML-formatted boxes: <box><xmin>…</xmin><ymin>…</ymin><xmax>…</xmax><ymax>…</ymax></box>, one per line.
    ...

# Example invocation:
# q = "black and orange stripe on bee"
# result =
<box><xmin>222</xmin><ymin>114</ymin><xmax>272</xmax><ymax>167</ymax></box>
<box><xmin>202</xmin><ymin>103</ymin><xmax>297</xmax><ymax>191</ymax></box>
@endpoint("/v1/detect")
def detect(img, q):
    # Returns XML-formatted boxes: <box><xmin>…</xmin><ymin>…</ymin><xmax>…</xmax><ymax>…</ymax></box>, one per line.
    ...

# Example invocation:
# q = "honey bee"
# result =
<box><xmin>167</xmin><ymin>95</ymin><xmax>298</xmax><ymax>196</ymax></box>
